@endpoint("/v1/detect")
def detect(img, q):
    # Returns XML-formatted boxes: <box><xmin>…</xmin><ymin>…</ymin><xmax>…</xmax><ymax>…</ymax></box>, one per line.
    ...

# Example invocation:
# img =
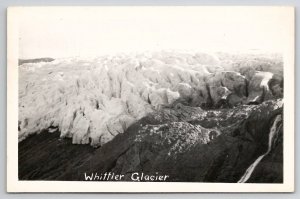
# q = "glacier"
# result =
<box><xmin>18</xmin><ymin>51</ymin><xmax>283</xmax><ymax>147</ymax></box>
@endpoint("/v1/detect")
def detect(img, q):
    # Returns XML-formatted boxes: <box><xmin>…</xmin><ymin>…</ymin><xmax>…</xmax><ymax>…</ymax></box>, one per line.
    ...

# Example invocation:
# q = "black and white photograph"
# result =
<box><xmin>7</xmin><ymin>6</ymin><xmax>294</xmax><ymax>192</ymax></box>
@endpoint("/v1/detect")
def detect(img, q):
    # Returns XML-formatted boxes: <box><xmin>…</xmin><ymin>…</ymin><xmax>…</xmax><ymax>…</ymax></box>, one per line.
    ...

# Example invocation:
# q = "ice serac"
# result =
<box><xmin>18</xmin><ymin>51</ymin><xmax>283</xmax><ymax>146</ymax></box>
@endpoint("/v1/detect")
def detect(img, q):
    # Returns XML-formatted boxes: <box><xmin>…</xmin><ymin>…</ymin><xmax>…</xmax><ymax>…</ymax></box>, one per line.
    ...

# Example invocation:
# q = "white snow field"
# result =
<box><xmin>18</xmin><ymin>51</ymin><xmax>281</xmax><ymax>146</ymax></box>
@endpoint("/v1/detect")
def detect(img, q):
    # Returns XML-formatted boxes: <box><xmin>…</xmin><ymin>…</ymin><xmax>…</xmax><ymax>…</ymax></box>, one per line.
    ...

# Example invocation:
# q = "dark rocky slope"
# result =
<box><xmin>18</xmin><ymin>130</ymin><xmax>95</xmax><ymax>180</ymax></box>
<box><xmin>19</xmin><ymin>100</ymin><xmax>283</xmax><ymax>182</ymax></box>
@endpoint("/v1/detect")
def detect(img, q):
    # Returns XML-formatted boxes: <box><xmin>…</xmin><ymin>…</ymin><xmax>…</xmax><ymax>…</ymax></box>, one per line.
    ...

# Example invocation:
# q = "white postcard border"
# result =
<box><xmin>7</xmin><ymin>6</ymin><xmax>295</xmax><ymax>192</ymax></box>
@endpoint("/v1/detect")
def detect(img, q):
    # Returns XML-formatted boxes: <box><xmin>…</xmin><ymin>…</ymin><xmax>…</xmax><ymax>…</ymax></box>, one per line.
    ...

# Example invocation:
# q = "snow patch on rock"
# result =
<box><xmin>259</xmin><ymin>71</ymin><xmax>273</xmax><ymax>91</ymax></box>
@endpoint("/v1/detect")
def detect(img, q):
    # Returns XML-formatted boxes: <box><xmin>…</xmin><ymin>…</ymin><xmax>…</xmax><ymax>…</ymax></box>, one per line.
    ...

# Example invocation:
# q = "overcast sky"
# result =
<box><xmin>17</xmin><ymin>7</ymin><xmax>292</xmax><ymax>59</ymax></box>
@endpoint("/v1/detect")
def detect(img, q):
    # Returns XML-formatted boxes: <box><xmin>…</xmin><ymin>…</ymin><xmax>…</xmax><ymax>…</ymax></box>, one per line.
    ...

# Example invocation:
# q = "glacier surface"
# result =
<box><xmin>18</xmin><ymin>51</ymin><xmax>283</xmax><ymax>146</ymax></box>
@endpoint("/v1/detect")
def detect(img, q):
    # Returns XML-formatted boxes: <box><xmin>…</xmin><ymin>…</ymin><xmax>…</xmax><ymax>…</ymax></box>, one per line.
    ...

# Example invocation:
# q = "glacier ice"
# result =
<box><xmin>18</xmin><ymin>51</ymin><xmax>282</xmax><ymax>146</ymax></box>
